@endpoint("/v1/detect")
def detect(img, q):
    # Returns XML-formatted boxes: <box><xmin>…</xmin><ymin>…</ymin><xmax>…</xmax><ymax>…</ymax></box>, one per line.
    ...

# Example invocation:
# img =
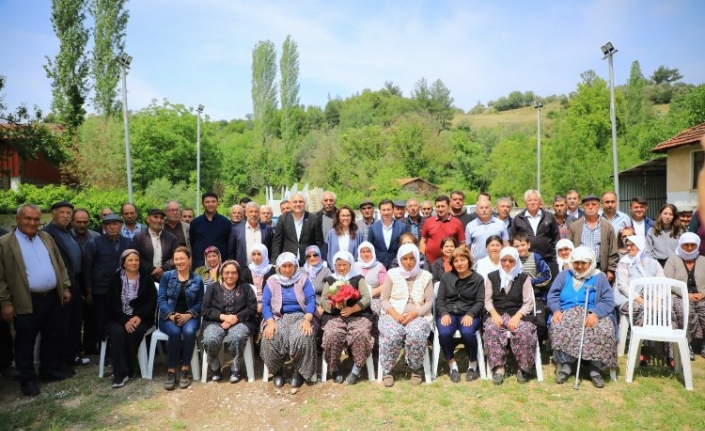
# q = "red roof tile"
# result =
<box><xmin>652</xmin><ymin>122</ymin><xmax>705</xmax><ymax>153</ymax></box>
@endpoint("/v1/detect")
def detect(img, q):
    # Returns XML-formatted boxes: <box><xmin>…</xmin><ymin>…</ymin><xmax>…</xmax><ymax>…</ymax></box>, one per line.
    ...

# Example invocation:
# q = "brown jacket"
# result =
<box><xmin>568</xmin><ymin>218</ymin><xmax>619</xmax><ymax>275</ymax></box>
<box><xmin>0</xmin><ymin>228</ymin><xmax>71</xmax><ymax>314</ymax></box>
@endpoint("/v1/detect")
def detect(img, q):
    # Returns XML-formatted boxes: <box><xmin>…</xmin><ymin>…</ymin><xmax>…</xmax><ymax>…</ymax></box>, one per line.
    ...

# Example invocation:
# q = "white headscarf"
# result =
<box><xmin>569</xmin><ymin>246</ymin><xmax>598</xmax><ymax>280</ymax></box>
<box><xmin>248</xmin><ymin>243</ymin><xmax>273</xmax><ymax>276</ymax></box>
<box><xmin>273</xmin><ymin>252</ymin><xmax>303</xmax><ymax>285</ymax></box>
<box><xmin>555</xmin><ymin>239</ymin><xmax>575</xmax><ymax>270</ymax></box>
<box><xmin>396</xmin><ymin>243</ymin><xmax>421</xmax><ymax>279</ymax></box>
<box><xmin>355</xmin><ymin>241</ymin><xmax>378</xmax><ymax>269</ymax></box>
<box><xmin>676</xmin><ymin>232</ymin><xmax>700</xmax><ymax>261</ymax></box>
<box><xmin>498</xmin><ymin>247</ymin><xmax>523</xmax><ymax>290</ymax></box>
<box><xmin>332</xmin><ymin>250</ymin><xmax>358</xmax><ymax>280</ymax></box>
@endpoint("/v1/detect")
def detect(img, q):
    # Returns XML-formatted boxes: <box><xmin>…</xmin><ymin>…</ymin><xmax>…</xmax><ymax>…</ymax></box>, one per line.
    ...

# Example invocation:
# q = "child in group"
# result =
<box><xmin>512</xmin><ymin>232</ymin><xmax>552</xmax><ymax>298</ymax></box>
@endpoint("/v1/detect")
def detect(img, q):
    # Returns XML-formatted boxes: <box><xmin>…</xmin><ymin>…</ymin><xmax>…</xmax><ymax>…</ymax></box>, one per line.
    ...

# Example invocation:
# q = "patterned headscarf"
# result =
<box><xmin>204</xmin><ymin>246</ymin><xmax>222</xmax><ymax>270</ymax></box>
<box><xmin>302</xmin><ymin>245</ymin><xmax>326</xmax><ymax>280</ymax></box>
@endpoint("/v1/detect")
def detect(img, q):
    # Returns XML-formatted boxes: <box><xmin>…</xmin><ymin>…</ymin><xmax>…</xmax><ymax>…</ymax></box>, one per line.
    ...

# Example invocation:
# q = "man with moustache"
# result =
<box><xmin>131</xmin><ymin>209</ymin><xmax>178</xmax><ymax>282</ymax></box>
<box><xmin>163</xmin><ymin>200</ymin><xmax>190</xmax><ymax>248</ymax></box>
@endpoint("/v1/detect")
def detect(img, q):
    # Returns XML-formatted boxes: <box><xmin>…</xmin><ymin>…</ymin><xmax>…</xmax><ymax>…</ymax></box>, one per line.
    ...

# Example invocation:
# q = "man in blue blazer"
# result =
<box><xmin>228</xmin><ymin>202</ymin><xmax>274</xmax><ymax>268</ymax></box>
<box><xmin>271</xmin><ymin>193</ymin><xmax>323</xmax><ymax>266</ymax></box>
<box><xmin>367</xmin><ymin>199</ymin><xmax>410</xmax><ymax>269</ymax></box>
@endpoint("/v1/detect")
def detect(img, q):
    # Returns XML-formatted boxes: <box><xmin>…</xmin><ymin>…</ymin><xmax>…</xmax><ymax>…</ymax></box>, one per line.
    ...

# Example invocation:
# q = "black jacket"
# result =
<box><xmin>201</xmin><ymin>281</ymin><xmax>258</xmax><ymax>333</ymax></box>
<box><xmin>271</xmin><ymin>211</ymin><xmax>323</xmax><ymax>266</ymax></box>
<box><xmin>436</xmin><ymin>271</ymin><xmax>485</xmax><ymax>318</ymax></box>
<box><xmin>131</xmin><ymin>229</ymin><xmax>178</xmax><ymax>279</ymax></box>
<box><xmin>106</xmin><ymin>268</ymin><xmax>157</xmax><ymax>327</ymax></box>
<box><xmin>510</xmin><ymin>210</ymin><xmax>560</xmax><ymax>262</ymax></box>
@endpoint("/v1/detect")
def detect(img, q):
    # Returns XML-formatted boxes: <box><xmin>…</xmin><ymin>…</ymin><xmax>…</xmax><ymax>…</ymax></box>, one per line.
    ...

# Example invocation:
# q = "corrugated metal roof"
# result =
<box><xmin>652</xmin><ymin>122</ymin><xmax>705</xmax><ymax>153</ymax></box>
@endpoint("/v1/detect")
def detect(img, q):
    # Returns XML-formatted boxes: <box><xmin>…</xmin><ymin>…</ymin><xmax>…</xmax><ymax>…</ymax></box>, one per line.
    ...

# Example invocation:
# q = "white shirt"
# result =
<box><xmin>525</xmin><ymin>209</ymin><xmax>543</xmax><ymax>235</ymax></box>
<box><xmin>382</xmin><ymin>221</ymin><xmax>394</xmax><ymax>249</ymax></box>
<box><xmin>149</xmin><ymin>229</ymin><xmax>163</xmax><ymax>268</ymax></box>
<box><xmin>632</xmin><ymin>219</ymin><xmax>646</xmax><ymax>236</ymax></box>
<box><xmin>338</xmin><ymin>232</ymin><xmax>350</xmax><ymax>256</ymax></box>
<box><xmin>245</xmin><ymin>222</ymin><xmax>262</xmax><ymax>264</ymax></box>
<box><xmin>293</xmin><ymin>214</ymin><xmax>305</xmax><ymax>241</ymax></box>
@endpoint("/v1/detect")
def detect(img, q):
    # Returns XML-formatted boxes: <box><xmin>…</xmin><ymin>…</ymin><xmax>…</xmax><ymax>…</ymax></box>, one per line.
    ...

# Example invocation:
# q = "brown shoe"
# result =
<box><xmin>410</xmin><ymin>369</ymin><xmax>423</xmax><ymax>385</ymax></box>
<box><xmin>382</xmin><ymin>373</ymin><xmax>394</xmax><ymax>387</ymax></box>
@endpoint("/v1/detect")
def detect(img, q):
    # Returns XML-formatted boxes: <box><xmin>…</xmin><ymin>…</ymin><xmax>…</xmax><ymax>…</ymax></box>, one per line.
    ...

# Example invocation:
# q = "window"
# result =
<box><xmin>693</xmin><ymin>150</ymin><xmax>704</xmax><ymax>190</ymax></box>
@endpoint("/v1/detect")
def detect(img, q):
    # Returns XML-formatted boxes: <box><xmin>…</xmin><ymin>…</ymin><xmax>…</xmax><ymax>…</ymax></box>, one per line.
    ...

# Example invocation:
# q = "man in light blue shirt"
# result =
<box><xmin>600</xmin><ymin>191</ymin><xmax>630</xmax><ymax>238</ymax></box>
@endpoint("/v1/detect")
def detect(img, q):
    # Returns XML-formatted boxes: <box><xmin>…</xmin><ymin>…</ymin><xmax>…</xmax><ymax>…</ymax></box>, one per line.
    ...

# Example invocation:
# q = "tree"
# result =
<box><xmin>650</xmin><ymin>65</ymin><xmax>683</xmax><ymax>85</ymax></box>
<box><xmin>44</xmin><ymin>0</ymin><xmax>90</xmax><ymax>134</ymax></box>
<box><xmin>625</xmin><ymin>61</ymin><xmax>646</xmax><ymax>128</ymax></box>
<box><xmin>279</xmin><ymin>35</ymin><xmax>300</xmax><ymax>182</ymax></box>
<box><xmin>89</xmin><ymin>0</ymin><xmax>128</xmax><ymax>117</ymax></box>
<box><xmin>411</xmin><ymin>78</ymin><xmax>454</xmax><ymax>130</ymax></box>
<box><xmin>251</xmin><ymin>40</ymin><xmax>278</xmax><ymax>141</ymax></box>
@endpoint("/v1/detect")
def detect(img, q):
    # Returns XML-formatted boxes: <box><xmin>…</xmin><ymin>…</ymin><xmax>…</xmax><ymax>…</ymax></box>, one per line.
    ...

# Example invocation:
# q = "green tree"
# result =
<box><xmin>44</xmin><ymin>0</ymin><xmax>90</xmax><ymax>134</ymax></box>
<box><xmin>411</xmin><ymin>78</ymin><xmax>454</xmax><ymax>130</ymax></box>
<box><xmin>89</xmin><ymin>0</ymin><xmax>128</xmax><ymax>117</ymax></box>
<box><xmin>251</xmin><ymin>40</ymin><xmax>278</xmax><ymax>141</ymax></box>
<box><xmin>625</xmin><ymin>60</ymin><xmax>646</xmax><ymax>128</ymax></box>
<box><xmin>69</xmin><ymin>114</ymin><xmax>125</xmax><ymax>188</ymax></box>
<box><xmin>279</xmin><ymin>35</ymin><xmax>300</xmax><ymax>182</ymax></box>
<box><xmin>650</xmin><ymin>65</ymin><xmax>683</xmax><ymax>85</ymax></box>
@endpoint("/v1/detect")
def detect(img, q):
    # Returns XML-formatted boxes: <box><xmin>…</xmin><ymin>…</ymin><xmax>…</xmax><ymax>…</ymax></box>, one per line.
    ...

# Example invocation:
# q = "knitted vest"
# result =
<box><xmin>386</xmin><ymin>268</ymin><xmax>433</xmax><ymax>324</ymax></box>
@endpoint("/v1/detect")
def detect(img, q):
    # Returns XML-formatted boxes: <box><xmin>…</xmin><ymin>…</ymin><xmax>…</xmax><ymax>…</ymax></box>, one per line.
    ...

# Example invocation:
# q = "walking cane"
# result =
<box><xmin>573</xmin><ymin>285</ymin><xmax>592</xmax><ymax>390</ymax></box>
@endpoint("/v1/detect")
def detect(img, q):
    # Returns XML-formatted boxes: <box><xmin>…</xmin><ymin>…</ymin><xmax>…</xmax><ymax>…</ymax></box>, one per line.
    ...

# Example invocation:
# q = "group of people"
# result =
<box><xmin>1</xmin><ymin>186</ymin><xmax>703</xmax><ymax>397</ymax></box>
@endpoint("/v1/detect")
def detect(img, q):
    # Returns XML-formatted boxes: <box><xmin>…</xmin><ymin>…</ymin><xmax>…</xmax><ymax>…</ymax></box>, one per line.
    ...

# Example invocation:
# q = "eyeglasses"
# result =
<box><xmin>306</xmin><ymin>253</ymin><xmax>319</xmax><ymax>258</ymax></box>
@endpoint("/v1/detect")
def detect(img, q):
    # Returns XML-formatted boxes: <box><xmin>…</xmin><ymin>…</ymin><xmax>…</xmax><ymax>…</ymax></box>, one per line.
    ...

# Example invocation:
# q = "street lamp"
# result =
<box><xmin>117</xmin><ymin>52</ymin><xmax>134</xmax><ymax>203</ymax></box>
<box><xmin>602</xmin><ymin>42</ymin><xmax>619</xmax><ymax>196</ymax></box>
<box><xmin>196</xmin><ymin>104</ymin><xmax>204</xmax><ymax>215</ymax></box>
<box><xmin>534</xmin><ymin>101</ymin><xmax>543</xmax><ymax>193</ymax></box>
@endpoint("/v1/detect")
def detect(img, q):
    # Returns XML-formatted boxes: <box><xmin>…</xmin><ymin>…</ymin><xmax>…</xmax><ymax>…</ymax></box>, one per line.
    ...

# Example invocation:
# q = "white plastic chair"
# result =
<box><xmin>98</xmin><ymin>326</ymin><xmax>154</xmax><ymax>379</ymax></box>
<box><xmin>321</xmin><ymin>353</ymin><xmax>375</xmax><ymax>382</ymax></box>
<box><xmin>625</xmin><ymin>277</ymin><xmax>692</xmax><ymax>390</ymax></box>
<box><xmin>618</xmin><ymin>313</ymin><xmax>629</xmax><ymax>356</ymax></box>
<box><xmin>200</xmin><ymin>284</ymin><xmax>258</xmax><ymax>383</ymax></box>
<box><xmin>376</xmin><ymin>343</ymin><xmax>432</xmax><ymax>384</ymax></box>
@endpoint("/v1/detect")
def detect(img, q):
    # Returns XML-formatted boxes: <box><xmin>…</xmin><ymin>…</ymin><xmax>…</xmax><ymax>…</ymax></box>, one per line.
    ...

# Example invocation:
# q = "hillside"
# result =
<box><xmin>452</xmin><ymin>102</ymin><xmax>562</xmax><ymax>129</ymax></box>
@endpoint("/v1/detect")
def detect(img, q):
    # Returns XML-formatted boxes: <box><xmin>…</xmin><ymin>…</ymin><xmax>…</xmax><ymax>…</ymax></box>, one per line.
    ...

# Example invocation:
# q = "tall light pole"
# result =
<box><xmin>117</xmin><ymin>52</ymin><xmax>134</xmax><ymax>203</ymax></box>
<box><xmin>196</xmin><ymin>104</ymin><xmax>204</xmax><ymax>215</ymax></box>
<box><xmin>534</xmin><ymin>101</ymin><xmax>543</xmax><ymax>193</ymax></box>
<box><xmin>602</xmin><ymin>42</ymin><xmax>619</xmax><ymax>196</ymax></box>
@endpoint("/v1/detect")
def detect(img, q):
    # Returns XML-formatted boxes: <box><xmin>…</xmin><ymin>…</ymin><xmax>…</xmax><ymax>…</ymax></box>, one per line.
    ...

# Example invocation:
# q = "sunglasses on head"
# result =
<box><xmin>306</xmin><ymin>253</ymin><xmax>319</xmax><ymax>258</ymax></box>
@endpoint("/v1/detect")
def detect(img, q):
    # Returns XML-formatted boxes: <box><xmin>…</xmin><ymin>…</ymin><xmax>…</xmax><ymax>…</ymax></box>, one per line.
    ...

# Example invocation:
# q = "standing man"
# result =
<box><xmin>356</xmin><ymin>199</ymin><xmax>376</xmax><ymax>241</ymax></box>
<box><xmin>120</xmin><ymin>203</ymin><xmax>143</xmax><ymax>240</ymax></box>
<box><xmin>392</xmin><ymin>201</ymin><xmax>406</xmax><ymax>221</ymax></box>
<box><xmin>450</xmin><ymin>191</ymin><xmax>473</xmax><ymax>228</ymax></box>
<box><xmin>189</xmin><ymin>192</ymin><xmax>232</xmax><ymax>268</ymax></box>
<box><xmin>180</xmin><ymin>207</ymin><xmax>195</xmax><ymax>224</ymax></box>
<box><xmin>0</xmin><ymin>204</ymin><xmax>72</xmax><ymax>396</ymax></box>
<box><xmin>260</xmin><ymin>205</ymin><xmax>274</xmax><ymax>227</ymax></box>
<box><xmin>496</xmin><ymin>197</ymin><xmax>514</xmax><ymax>229</ymax></box>
<box><xmin>229</xmin><ymin>202</ymin><xmax>273</xmax><ymax>268</ymax></box>
<box><xmin>420</xmin><ymin>201</ymin><xmax>433</xmax><ymax>219</ymax></box>
<box><xmin>131</xmin><ymin>209</ymin><xmax>178</xmax><ymax>282</ymax></box>
<box><xmin>164</xmin><ymin>200</ymin><xmax>190</xmax><ymax>248</ymax></box>
<box><xmin>368</xmin><ymin>199</ymin><xmax>410</xmax><ymax>269</ymax></box>
<box><xmin>420</xmin><ymin>195</ymin><xmax>465</xmax><ymax>264</ymax></box>
<box><xmin>43</xmin><ymin>201</ymin><xmax>89</xmax><ymax>369</ymax></box>
<box><xmin>464</xmin><ymin>199</ymin><xmax>509</xmax><ymax>265</ymax></box>
<box><xmin>510</xmin><ymin>190</ymin><xmax>560</xmax><ymax>275</ymax></box>
<box><xmin>552</xmin><ymin>195</ymin><xmax>576</xmax><ymax>239</ymax></box>
<box><xmin>401</xmin><ymin>198</ymin><xmax>425</xmax><ymax>240</ymax></box>
<box><xmin>229</xmin><ymin>204</ymin><xmax>245</xmax><ymax>227</ymax></box>
<box><xmin>271</xmin><ymin>192</ymin><xmax>322</xmax><ymax>265</ymax></box>
<box><xmin>565</xmin><ymin>190</ymin><xmax>584</xmax><ymax>220</ymax></box>
<box><xmin>71</xmin><ymin>208</ymin><xmax>100</xmax><ymax>248</ymax></box>
<box><xmin>600</xmin><ymin>191</ymin><xmax>630</xmax><ymax>237</ymax></box>
<box><xmin>629</xmin><ymin>196</ymin><xmax>654</xmax><ymax>237</ymax></box>
<box><xmin>316</xmin><ymin>191</ymin><xmax>338</xmax><ymax>258</ymax></box>
<box><xmin>280</xmin><ymin>200</ymin><xmax>292</xmax><ymax>214</ymax></box>
<box><xmin>568</xmin><ymin>195</ymin><xmax>619</xmax><ymax>282</ymax></box>
<box><xmin>82</xmin><ymin>214</ymin><xmax>132</xmax><ymax>356</ymax></box>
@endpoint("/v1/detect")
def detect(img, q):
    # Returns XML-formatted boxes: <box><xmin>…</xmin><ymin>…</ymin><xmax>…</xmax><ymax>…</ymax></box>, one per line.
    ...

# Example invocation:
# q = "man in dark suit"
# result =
<box><xmin>131</xmin><ymin>209</ymin><xmax>178</xmax><ymax>282</ymax></box>
<box><xmin>271</xmin><ymin>192</ymin><xmax>323</xmax><ymax>266</ymax></box>
<box><xmin>367</xmin><ymin>199</ymin><xmax>410</xmax><ymax>269</ymax></box>
<box><xmin>229</xmin><ymin>202</ymin><xmax>274</xmax><ymax>268</ymax></box>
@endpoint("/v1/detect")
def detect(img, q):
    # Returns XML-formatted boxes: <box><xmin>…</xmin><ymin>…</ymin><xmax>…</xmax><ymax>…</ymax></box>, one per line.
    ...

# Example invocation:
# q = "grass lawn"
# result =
<box><xmin>1</xmin><ymin>344</ymin><xmax>703</xmax><ymax>431</ymax></box>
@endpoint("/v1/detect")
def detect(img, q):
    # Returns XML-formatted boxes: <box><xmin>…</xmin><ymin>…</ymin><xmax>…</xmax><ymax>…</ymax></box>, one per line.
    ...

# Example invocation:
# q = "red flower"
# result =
<box><xmin>327</xmin><ymin>284</ymin><xmax>360</xmax><ymax>307</ymax></box>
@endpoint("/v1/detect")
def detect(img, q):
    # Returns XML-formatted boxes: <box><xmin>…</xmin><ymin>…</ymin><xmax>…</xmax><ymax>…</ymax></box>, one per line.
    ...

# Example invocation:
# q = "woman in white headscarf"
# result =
<box><xmin>378</xmin><ymin>244</ymin><xmax>434</xmax><ymax>387</ymax></box>
<box><xmin>319</xmin><ymin>251</ymin><xmax>374</xmax><ymax>385</ymax></box>
<box><xmin>555</xmin><ymin>239</ymin><xmax>575</xmax><ymax>272</ymax></box>
<box><xmin>664</xmin><ymin>232</ymin><xmax>705</xmax><ymax>360</ymax></box>
<box><xmin>547</xmin><ymin>246</ymin><xmax>616</xmax><ymax>388</ymax></box>
<box><xmin>260</xmin><ymin>252</ymin><xmax>318</xmax><ymax>389</ymax></box>
<box><xmin>354</xmin><ymin>241</ymin><xmax>387</xmax><ymax>315</ymax></box>
<box><xmin>482</xmin><ymin>247</ymin><xmax>537</xmax><ymax>385</ymax></box>
<box><xmin>248</xmin><ymin>243</ymin><xmax>276</xmax><ymax>313</ymax></box>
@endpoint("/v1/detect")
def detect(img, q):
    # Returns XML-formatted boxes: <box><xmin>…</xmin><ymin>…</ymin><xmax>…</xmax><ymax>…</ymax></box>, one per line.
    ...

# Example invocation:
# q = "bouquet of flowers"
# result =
<box><xmin>326</xmin><ymin>280</ymin><xmax>360</xmax><ymax>308</ymax></box>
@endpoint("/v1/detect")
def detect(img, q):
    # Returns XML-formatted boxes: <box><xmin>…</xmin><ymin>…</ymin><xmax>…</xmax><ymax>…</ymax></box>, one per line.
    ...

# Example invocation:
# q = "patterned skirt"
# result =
<box><xmin>322</xmin><ymin>315</ymin><xmax>374</xmax><ymax>371</ymax></box>
<box><xmin>260</xmin><ymin>312</ymin><xmax>318</xmax><ymax>380</ymax></box>
<box><xmin>550</xmin><ymin>307</ymin><xmax>616</xmax><ymax>368</ymax></box>
<box><xmin>672</xmin><ymin>295</ymin><xmax>705</xmax><ymax>340</ymax></box>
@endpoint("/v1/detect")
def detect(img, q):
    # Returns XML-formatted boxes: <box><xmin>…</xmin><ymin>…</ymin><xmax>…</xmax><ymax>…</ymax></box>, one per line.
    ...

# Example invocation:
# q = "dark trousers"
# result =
<box><xmin>0</xmin><ymin>320</ymin><xmax>13</xmax><ymax>370</ymax></box>
<box><xmin>61</xmin><ymin>283</ymin><xmax>84</xmax><ymax>364</ymax></box>
<box><xmin>14</xmin><ymin>291</ymin><xmax>64</xmax><ymax>384</ymax></box>
<box><xmin>437</xmin><ymin>314</ymin><xmax>482</xmax><ymax>363</ymax></box>
<box><xmin>106</xmin><ymin>320</ymin><xmax>150</xmax><ymax>380</ymax></box>
<box><xmin>158</xmin><ymin>318</ymin><xmax>200</xmax><ymax>369</ymax></box>
<box><xmin>83</xmin><ymin>293</ymin><xmax>107</xmax><ymax>353</ymax></box>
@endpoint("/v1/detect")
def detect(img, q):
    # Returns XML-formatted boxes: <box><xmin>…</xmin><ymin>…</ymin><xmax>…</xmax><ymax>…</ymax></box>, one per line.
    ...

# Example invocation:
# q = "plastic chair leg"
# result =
<box><xmin>244</xmin><ymin>336</ymin><xmax>255</xmax><ymax>383</ymax></box>
<box><xmin>625</xmin><ymin>335</ymin><xmax>642</xmax><ymax>383</ymax></box>
<box><xmin>137</xmin><ymin>337</ymin><xmax>149</xmax><ymax>379</ymax></box>
<box><xmin>676</xmin><ymin>339</ymin><xmax>693</xmax><ymax>390</ymax></box>
<box><xmin>534</xmin><ymin>339</ymin><xmax>543</xmax><ymax>382</ymax></box>
<box><xmin>475</xmin><ymin>332</ymin><xmax>487</xmax><ymax>380</ymax></box>
<box><xmin>618</xmin><ymin>314</ymin><xmax>629</xmax><ymax>356</ymax></box>
<box><xmin>98</xmin><ymin>340</ymin><xmax>107</xmax><ymax>378</ymax></box>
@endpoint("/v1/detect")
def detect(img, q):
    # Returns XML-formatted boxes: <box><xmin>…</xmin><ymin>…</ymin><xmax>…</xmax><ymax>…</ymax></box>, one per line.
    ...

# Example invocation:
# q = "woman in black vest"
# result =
<box><xmin>319</xmin><ymin>251</ymin><xmax>374</xmax><ymax>385</ymax></box>
<box><xmin>483</xmin><ymin>247</ymin><xmax>538</xmax><ymax>385</ymax></box>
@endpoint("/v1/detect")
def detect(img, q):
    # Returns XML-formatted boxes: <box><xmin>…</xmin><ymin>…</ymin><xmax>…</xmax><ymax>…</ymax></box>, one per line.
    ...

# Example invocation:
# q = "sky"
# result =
<box><xmin>1</xmin><ymin>0</ymin><xmax>704</xmax><ymax>122</ymax></box>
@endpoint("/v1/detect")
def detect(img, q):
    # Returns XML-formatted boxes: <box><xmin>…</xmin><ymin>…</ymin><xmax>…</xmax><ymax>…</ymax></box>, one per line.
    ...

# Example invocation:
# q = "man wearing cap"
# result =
<box><xmin>0</xmin><ymin>204</ymin><xmax>72</xmax><ymax>396</ymax></box>
<box><xmin>163</xmin><ymin>200</ymin><xmax>190</xmax><ymax>249</ymax></box>
<box><xmin>43</xmin><ymin>201</ymin><xmax>90</xmax><ymax>369</ymax></box>
<box><xmin>392</xmin><ymin>200</ymin><xmax>406</xmax><ymax>221</ymax></box>
<box><xmin>131</xmin><ymin>209</ymin><xmax>177</xmax><ymax>282</ymax></box>
<box><xmin>357</xmin><ymin>199</ymin><xmax>376</xmax><ymax>241</ymax></box>
<box><xmin>82</xmin><ymin>213</ymin><xmax>131</xmax><ymax>355</ymax></box>
<box><xmin>568</xmin><ymin>195</ymin><xmax>619</xmax><ymax>281</ymax></box>
<box><xmin>401</xmin><ymin>198</ymin><xmax>425</xmax><ymax>240</ymax></box>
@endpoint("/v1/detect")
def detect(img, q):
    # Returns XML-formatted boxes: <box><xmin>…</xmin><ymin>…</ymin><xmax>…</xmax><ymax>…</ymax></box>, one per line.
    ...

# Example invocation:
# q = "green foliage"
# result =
<box><xmin>411</xmin><ymin>78</ymin><xmax>454</xmax><ymax>130</ymax></box>
<box><xmin>251</xmin><ymin>40</ymin><xmax>278</xmax><ymax>142</ymax></box>
<box><xmin>68</xmin><ymin>115</ymin><xmax>125</xmax><ymax>187</ymax></box>
<box><xmin>650</xmin><ymin>65</ymin><xmax>683</xmax><ymax>85</ymax></box>
<box><xmin>143</xmin><ymin>177</ymin><xmax>195</xmax><ymax>209</ymax></box>
<box><xmin>89</xmin><ymin>0</ymin><xmax>128</xmax><ymax>117</ymax></box>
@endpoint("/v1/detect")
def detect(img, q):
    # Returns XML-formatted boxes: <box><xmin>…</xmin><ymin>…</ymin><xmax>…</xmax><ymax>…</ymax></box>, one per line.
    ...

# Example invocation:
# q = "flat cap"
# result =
<box><xmin>102</xmin><ymin>214</ymin><xmax>122</xmax><ymax>224</ymax></box>
<box><xmin>51</xmin><ymin>201</ymin><xmax>74</xmax><ymax>210</ymax></box>
<box><xmin>581</xmin><ymin>195</ymin><xmax>600</xmax><ymax>204</ymax></box>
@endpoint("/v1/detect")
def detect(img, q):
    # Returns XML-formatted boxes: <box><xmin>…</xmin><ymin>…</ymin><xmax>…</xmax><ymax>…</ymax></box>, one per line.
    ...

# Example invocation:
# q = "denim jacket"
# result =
<box><xmin>157</xmin><ymin>269</ymin><xmax>204</xmax><ymax>320</ymax></box>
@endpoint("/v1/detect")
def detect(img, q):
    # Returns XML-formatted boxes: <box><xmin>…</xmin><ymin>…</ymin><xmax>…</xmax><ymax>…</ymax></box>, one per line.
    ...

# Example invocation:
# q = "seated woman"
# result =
<box><xmin>105</xmin><ymin>249</ymin><xmax>156</xmax><ymax>389</ymax></box>
<box><xmin>248</xmin><ymin>243</ymin><xmax>276</xmax><ymax>314</ymax></box>
<box><xmin>194</xmin><ymin>246</ymin><xmax>222</xmax><ymax>292</ymax></box>
<box><xmin>319</xmin><ymin>251</ymin><xmax>374</xmax><ymax>385</ymax></box>
<box><xmin>302</xmin><ymin>245</ymin><xmax>331</xmax><ymax>297</ymax></box>
<box><xmin>202</xmin><ymin>260</ymin><xmax>258</xmax><ymax>383</ymax></box>
<box><xmin>157</xmin><ymin>246</ymin><xmax>204</xmax><ymax>391</ymax></box>
<box><xmin>388</xmin><ymin>233</ymin><xmax>432</xmax><ymax>272</ymax></box>
<box><xmin>617</xmin><ymin>226</ymin><xmax>636</xmax><ymax>259</ymax></box>
<box><xmin>325</xmin><ymin>205</ymin><xmax>364</xmax><ymax>268</ymax></box>
<box><xmin>548</xmin><ymin>246</ymin><xmax>616</xmax><ymax>388</ymax></box>
<box><xmin>664</xmin><ymin>232</ymin><xmax>705</xmax><ymax>360</ymax></box>
<box><xmin>436</xmin><ymin>247</ymin><xmax>485</xmax><ymax>383</ymax></box>
<box><xmin>555</xmin><ymin>239</ymin><xmax>575</xmax><ymax>272</ymax></box>
<box><xmin>378</xmin><ymin>243</ymin><xmax>434</xmax><ymax>387</ymax></box>
<box><xmin>353</xmin><ymin>241</ymin><xmax>387</xmax><ymax>315</ymax></box>
<box><xmin>475</xmin><ymin>235</ymin><xmax>503</xmax><ymax>278</ymax></box>
<box><xmin>483</xmin><ymin>247</ymin><xmax>537</xmax><ymax>385</ymax></box>
<box><xmin>431</xmin><ymin>236</ymin><xmax>458</xmax><ymax>283</ymax></box>
<box><xmin>261</xmin><ymin>253</ymin><xmax>318</xmax><ymax>388</ymax></box>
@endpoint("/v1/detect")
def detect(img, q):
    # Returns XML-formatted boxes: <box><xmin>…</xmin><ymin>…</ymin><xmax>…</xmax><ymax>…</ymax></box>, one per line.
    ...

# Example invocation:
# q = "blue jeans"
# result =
<box><xmin>437</xmin><ymin>314</ymin><xmax>481</xmax><ymax>362</ymax></box>
<box><xmin>159</xmin><ymin>318</ymin><xmax>200</xmax><ymax>369</ymax></box>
